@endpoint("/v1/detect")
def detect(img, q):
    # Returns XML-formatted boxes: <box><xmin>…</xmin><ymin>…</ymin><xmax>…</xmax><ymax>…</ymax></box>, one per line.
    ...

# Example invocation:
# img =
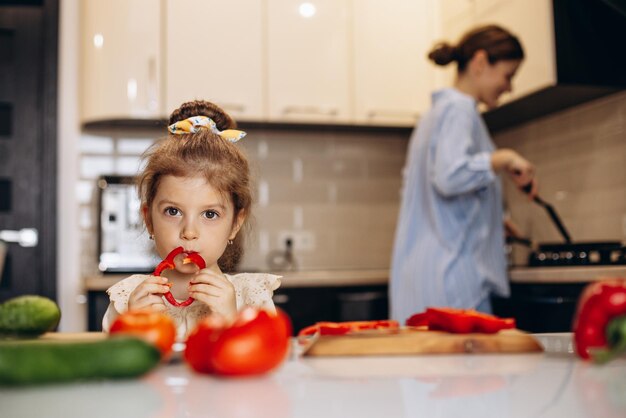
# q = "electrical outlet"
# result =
<box><xmin>277</xmin><ymin>230</ymin><xmax>316</xmax><ymax>252</ymax></box>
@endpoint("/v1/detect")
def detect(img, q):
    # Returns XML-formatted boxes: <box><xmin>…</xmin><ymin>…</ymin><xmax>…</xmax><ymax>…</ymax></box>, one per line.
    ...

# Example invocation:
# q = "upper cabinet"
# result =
<box><xmin>81</xmin><ymin>0</ymin><xmax>437</xmax><ymax>127</ymax></box>
<box><xmin>267</xmin><ymin>0</ymin><xmax>351</xmax><ymax>124</ymax></box>
<box><xmin>165</xmin><ymin>0</ymin><xmax>265</xmax><ymax>121</ymax></box>
<box><xmin>352</xmin><ymin>0</ymin><xmax>437</xmax><ymax>126</ymax></box>
<box><xmin>81</xmin><ymin>0</ymin><xmax>163</xmax><ymax>122</ymax></box>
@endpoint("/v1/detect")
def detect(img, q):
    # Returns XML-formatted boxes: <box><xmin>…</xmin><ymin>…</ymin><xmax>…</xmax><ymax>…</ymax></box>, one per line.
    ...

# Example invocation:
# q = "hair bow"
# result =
<box><xmin>168</xmin><ymin>116</ymin><xmax>246</xmax><ymax>143</ymax></box>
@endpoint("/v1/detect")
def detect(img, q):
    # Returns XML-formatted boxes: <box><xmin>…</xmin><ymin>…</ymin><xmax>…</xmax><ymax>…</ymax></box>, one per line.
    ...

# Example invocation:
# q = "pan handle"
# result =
<box><xmin>520</xmin><ymin>182</ymin><xmax>572</xmax><ymax>244</ymax></box>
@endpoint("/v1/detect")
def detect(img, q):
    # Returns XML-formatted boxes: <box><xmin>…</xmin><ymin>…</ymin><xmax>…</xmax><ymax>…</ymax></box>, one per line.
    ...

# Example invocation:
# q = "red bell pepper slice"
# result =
<box><xmin>405</xmin><ymin>307</ymin><xmax>516</xmax><ymax>334</ymax></box>
<box><xmin>153</xmin><ymin>246</ymin><xmax>206</xmax><ymax>307</ymax></box>
<box><xmin>297</xmin><ymin>319</ymin><xmax>399</xmax><ymax>337</ymax></box>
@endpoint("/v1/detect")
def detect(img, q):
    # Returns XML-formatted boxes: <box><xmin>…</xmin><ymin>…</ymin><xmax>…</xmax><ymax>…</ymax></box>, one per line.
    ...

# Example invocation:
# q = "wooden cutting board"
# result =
<box><xmin>302</xmin><ymin>328</ymin><xmax>543</xmax><ymax>357</ymax></box>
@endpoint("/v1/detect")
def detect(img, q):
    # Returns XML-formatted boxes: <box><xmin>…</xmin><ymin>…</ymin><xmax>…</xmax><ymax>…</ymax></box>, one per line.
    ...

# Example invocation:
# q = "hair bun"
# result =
<box><xmin>427</xmin><ymin>42</ymin><xmax>458</xmax><ymax>66</ymax></box>
<box><xmin>168</xmin><ymin>100</ymin><xmax>236</xmax><ymax>130</ymax></box>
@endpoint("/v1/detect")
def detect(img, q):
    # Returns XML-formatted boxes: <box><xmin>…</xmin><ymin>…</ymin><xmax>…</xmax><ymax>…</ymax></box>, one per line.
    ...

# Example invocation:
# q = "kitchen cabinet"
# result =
<box><xmin>492</xmin><ymin>282</ymin><xmax>587</xmax><ymax>333</ymax></box>
<box><xmin>267</xmin><ymin>0</ymin><xmax>351</xmax><ymax>124</ymax></box>
<box><xmin>87</xmin><ymin>284</ymin><xmax>389</xmax><ymax>334</ymax></box>
<box><xmin>81</xmin><ymin>0</ymin><xmax>439</xmax><ymax>127</ymax></box>
<box><xmin>164</xmin><ymin>0</ymin><xmax>265</xmax><ymax>121</ymax></box>
<box><xmin>352</xmin><ymin>0</ymin><xmax>437</xmax><ymax>126</ymax></box>
<box><xmin>272</xmin><ymin>285</ymin><xmax>389</xmax><ymax>335</ymax></box>
<box><xmin>80</xmin><ymin>0</ymin><xmax>164</xmax><ymax>122</ymax></box>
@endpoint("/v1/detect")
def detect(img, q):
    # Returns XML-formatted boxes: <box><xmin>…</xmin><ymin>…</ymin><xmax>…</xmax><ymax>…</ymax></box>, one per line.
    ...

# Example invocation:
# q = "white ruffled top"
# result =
<box><xmin>102</xmin><ymin>273</ymin><xmax>281</xmax><ymax>340</ymax></box>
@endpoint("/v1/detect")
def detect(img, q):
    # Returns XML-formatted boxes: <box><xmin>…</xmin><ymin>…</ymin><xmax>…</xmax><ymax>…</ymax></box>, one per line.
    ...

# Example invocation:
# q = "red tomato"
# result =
<box><xmin>109</xmin><ymin>310</ymin><xmax>177</xmax><ymax>358</ymax></box>
<box><xmin>184</xmin><ymin>307</ymin><xmax>292</xmax><ymax>376</ymax></box>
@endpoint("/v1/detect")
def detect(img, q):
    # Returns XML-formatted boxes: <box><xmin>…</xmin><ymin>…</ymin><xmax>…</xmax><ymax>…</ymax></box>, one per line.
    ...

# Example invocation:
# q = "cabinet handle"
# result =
<box><xmin>367</xmin><ymin>109</ymin><xmax>420</xmax><ymax>120</ymax></box>
<box><xmin>282</xmin><ymin>106</ymin><xmax>338</xmax><ymax>116</ymax></box>
<box><xmin>273</xmin><ymin>294</ymin><xmax>289</xmax><ymax>304</ymax></box>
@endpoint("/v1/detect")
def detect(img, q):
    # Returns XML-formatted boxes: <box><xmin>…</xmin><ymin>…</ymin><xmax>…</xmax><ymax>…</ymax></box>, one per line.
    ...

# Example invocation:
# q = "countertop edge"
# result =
<box><xmin>509</xmin><ymin>265</ymin><xmax>626</xmax><ymax>283</ymax></box>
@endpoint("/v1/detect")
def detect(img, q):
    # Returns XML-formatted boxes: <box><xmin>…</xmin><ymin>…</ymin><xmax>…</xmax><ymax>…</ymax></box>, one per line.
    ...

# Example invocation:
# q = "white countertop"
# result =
<box><xmin>2</xmin><ymin>333</ymin><xmax>625</xmax><ymax>418</ymax></box>
<box><xmin>85</xmin><ymin>269</ymin><xmax>389</xmax><ymax>291</ymax></box>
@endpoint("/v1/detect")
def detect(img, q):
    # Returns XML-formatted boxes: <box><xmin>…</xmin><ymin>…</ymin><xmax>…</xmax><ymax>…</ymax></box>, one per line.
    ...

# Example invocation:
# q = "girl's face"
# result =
<box><xmin>145</xmin><ymin>175</ymin><xmax>244</xmax><ymax>274</ymax></box>
<box><xmin>476</xmin><ymin>59</ymin><xmax>522</xmax><ymax>109</ymax></box>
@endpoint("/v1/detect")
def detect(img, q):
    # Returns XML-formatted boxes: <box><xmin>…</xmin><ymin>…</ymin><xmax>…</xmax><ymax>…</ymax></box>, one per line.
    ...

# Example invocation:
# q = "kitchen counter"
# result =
<box><xmin>509</xmin><ymin>265</ymin><xmax>626</xmax><ymax>284</ymax></box>
<box><xmin>85</xmin><ymin>269</ymin><xmax>389</xmax><ymax>291</ymax></box>
<box><xmin>2</xmin><ymin>333</ymin><xmax>625</xmax><ymax>418</ymax></box>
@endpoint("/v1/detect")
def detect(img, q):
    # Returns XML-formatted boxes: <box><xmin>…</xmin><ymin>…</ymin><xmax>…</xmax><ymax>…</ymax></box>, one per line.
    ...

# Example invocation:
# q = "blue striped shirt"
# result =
<box><xmin>390</xmin><ymin>88</ymin><xmax>509</xmax><ymax>323</ymax></box>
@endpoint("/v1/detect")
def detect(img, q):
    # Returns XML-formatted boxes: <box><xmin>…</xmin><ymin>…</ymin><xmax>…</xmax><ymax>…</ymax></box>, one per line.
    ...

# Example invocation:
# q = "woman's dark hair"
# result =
<box><xmin>428</xmin><ymin>24</ymin><xmax>524</xmax><ymax>72</ymax></box>
<box><xmin>139</xmin><ymin>100</ymin><xmax>252</xmax><ymax>272</ymax></box>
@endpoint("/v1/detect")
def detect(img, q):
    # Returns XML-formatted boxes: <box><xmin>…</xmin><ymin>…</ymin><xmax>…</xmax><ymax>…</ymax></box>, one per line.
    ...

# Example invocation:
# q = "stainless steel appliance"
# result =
<box><xmin>97</xmin><ymin>176</ymin><xmax>159</xmax><ymax>273</ymax></box>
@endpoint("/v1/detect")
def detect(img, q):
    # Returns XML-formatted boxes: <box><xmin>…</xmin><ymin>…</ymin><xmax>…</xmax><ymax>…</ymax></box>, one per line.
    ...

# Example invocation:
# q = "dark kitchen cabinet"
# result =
<box><xmin>491</xmin><ymin>282</ymin><xmax>587</xmax><ymax>333</ymax></box>
<box><xmin>88</xmin><ymin>284</ymin><xmax>390</xmax><ymax>334</ymax></box>
<box><xmin>273</xmin><ymin>285</ymin><xmax>389</xmax><ymax>335</ymax></box>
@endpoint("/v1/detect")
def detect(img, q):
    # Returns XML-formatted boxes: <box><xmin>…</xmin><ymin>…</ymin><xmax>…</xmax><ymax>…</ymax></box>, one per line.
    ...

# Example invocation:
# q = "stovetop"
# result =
<box><xmin>528</xmin><ymin>241</ymin><xmax>626</xmax><ymax>267</ymax></box>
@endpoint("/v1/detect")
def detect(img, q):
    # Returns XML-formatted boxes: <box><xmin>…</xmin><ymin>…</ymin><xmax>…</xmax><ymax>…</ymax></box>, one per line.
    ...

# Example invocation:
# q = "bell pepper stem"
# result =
<box><xmin>592</xmin><ymin>315</ymin><xmax>626</xmax><ymax>364</ymax></box>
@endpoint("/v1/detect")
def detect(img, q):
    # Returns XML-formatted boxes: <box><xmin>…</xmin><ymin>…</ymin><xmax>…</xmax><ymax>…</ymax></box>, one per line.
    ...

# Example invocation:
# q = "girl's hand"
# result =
<box><xmin>189</xmin><ymin>269</ymin><xmax>237</xmax><ymax>320</ymax></box>
<box><xmin>128</xmin><ymin>276</ymin><xmax>170</xmax><ymax>312</ymax></box>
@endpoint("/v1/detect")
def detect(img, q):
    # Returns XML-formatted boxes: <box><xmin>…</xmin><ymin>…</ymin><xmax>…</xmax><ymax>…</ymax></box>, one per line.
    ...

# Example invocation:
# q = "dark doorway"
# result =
<box><xmin>0</xmin><ymin>0</ymin><xmax>58</xmax><ymax>300</ymax></box>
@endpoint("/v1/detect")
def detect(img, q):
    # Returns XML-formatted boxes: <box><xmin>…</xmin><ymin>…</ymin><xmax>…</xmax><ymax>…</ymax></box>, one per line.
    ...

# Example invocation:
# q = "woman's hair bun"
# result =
<box><xmin>168</xmin><ymin>100</ymin><xmax>236</xmax><ymax>130</ymax></box>
<box><xmin>427</xmin><ymin>42</ymin><xmax>458</xmax><ymax>66</ymax></box>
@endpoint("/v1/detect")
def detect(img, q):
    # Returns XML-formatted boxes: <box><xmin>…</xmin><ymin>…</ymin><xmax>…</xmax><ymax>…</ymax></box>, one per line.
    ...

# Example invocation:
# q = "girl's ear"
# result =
<box><xmin>229</xmin><ymin>210</ymin><xmax>247</xmax><ymax>240</ymax></box>
<box><xmin>142</xmin><ymin>204</ymin><xmax>153</xmax><ymax>235</ymax></box>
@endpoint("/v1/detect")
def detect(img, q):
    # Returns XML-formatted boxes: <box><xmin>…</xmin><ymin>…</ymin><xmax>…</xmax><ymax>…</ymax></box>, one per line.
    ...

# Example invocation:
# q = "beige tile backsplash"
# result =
<box><xmin>495</xmin><ymin>90</ymin><xmax>626</xmax><ymax>265</ymax></box>
<box><xmin>79</xmin><ymin>127</ymin><xmax>409</xmax><ymax>275</ymax></box>
<box><xmin>79</xmin><ymin>90</ymin><xmax>626</xmax><ymax>275</ymax></box>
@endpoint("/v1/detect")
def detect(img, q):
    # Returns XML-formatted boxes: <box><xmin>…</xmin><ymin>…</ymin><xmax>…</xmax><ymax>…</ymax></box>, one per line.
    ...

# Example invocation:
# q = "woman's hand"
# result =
<box><xmin>491</xmin><ymin>149</ymin><xmax>537</xmax><ymax>198</ymax></box>
<box><xmin>189</xmin><ymin>270</ymin><xmax>237</xmax><ymax>320</ymax></box>
<box><xmin>128</xmin><ymin>276</ymin><xmax>170</xmax><ymax>312</ymax></box>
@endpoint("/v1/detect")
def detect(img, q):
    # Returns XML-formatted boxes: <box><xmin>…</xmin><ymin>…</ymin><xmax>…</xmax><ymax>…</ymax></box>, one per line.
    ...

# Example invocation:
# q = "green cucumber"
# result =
<box><xmin>0</xmin><ymin>295</ymin><xmax>61</xmax><ymax>337</ymax></box>
<box><xmin>0</xmin><ymin>336</ymin><xmax>160</xmax><ymax>386</ymax></box>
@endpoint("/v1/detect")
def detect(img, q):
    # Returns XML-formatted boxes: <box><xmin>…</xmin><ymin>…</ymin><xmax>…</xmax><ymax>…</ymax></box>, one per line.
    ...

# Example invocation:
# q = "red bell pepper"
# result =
<box><xmin>153</xmin><ymin>246</ymin><xmax>206</xmax><ymax>307</ymax></box>
<box><xmin>185</xmin><ymin>307</ymin><xmax>292</xmax><ymax>376</ymax></box>
<box><xmin>406</xmin><ymin>307</ymin><xmax>516</xmax><ymax>334</ymax></box>
<box><xmin>573</xmin><ymin>278</ymin><xmax>626</xmax><ymax>362</ymax></box>
<box><xmin>297</xmin><ymin>319</ymin><xmax>399</xmax><ymax>337</ymax></box>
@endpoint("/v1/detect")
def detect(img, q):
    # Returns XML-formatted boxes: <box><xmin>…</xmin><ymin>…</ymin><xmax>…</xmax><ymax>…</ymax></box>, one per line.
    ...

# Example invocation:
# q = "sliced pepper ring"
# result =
<box><xmin>153</xmin><ymin>246</ymin><xmax>207</xmax><ymax>307</ymax></box>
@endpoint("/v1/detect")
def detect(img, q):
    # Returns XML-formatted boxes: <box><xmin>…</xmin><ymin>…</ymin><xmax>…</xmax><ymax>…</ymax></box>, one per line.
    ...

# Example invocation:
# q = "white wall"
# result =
<box><xmin>57</xmin><ymin>0</ymin><xmax>84</xmax><ymax>331</ymax></box>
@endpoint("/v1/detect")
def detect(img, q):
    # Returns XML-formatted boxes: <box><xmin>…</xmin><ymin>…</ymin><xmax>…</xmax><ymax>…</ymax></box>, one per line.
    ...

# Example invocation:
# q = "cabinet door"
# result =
<box><xmin>352</xmin><ymin>0</ymin><xmax>437</xmax><ymax>126</ymax></box>
<box><xmin>81</xmin><ymin>0</ymin><xmax>163</xmax><ymax>122</ymax></box>
<box><xmin>474</xmin><ymin>0</ymin><xmax>555</xmax><ymax>103</ymax></box>
<box><xmin>165</xmin><ymin>0</ymin><xmax>265</xmax><ymax>121</ymax></box>
<box><xmin>267</xmin><ymin>0</ymin><xmax>351</xmax><ymax>123</ymax></box>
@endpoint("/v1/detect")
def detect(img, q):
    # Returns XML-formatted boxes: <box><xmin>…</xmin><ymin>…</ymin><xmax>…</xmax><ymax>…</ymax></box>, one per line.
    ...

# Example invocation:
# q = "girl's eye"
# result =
<box><xmin>165</xmin><ymin>207</ymin><xmax>181</xmax><ymax>216</ymax></box>
<box><xmin>203</xmin><ymin>210</ymin><xmax>219</xmax><ymax>220</ymax></box>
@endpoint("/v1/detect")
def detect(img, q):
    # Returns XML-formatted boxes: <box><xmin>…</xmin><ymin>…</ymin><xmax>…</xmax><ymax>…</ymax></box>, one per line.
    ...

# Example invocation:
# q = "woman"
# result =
<box><xmin>390</xmin><ymin>25</ymin><xmax>537</xmax><ymax>322</ymax></box>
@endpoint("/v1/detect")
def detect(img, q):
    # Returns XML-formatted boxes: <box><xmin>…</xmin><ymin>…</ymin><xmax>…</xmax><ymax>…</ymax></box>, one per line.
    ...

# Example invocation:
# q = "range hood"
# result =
<box><xmin>484</xmin><ymin>0</ymin><xmax>626</xmax><ymax>132</ymax></box>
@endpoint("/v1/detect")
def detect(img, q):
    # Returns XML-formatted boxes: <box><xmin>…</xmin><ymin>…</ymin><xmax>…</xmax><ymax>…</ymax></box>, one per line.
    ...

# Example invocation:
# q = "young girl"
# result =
<box><xmin>102</xmin><ymin>100</ymin><xmax>280</xmax><ymax>338</ymax></box>
<box><xmin>390</xmin><ymin>25</ymin><xmax>537</xmax><ymax>322</ymax></box>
